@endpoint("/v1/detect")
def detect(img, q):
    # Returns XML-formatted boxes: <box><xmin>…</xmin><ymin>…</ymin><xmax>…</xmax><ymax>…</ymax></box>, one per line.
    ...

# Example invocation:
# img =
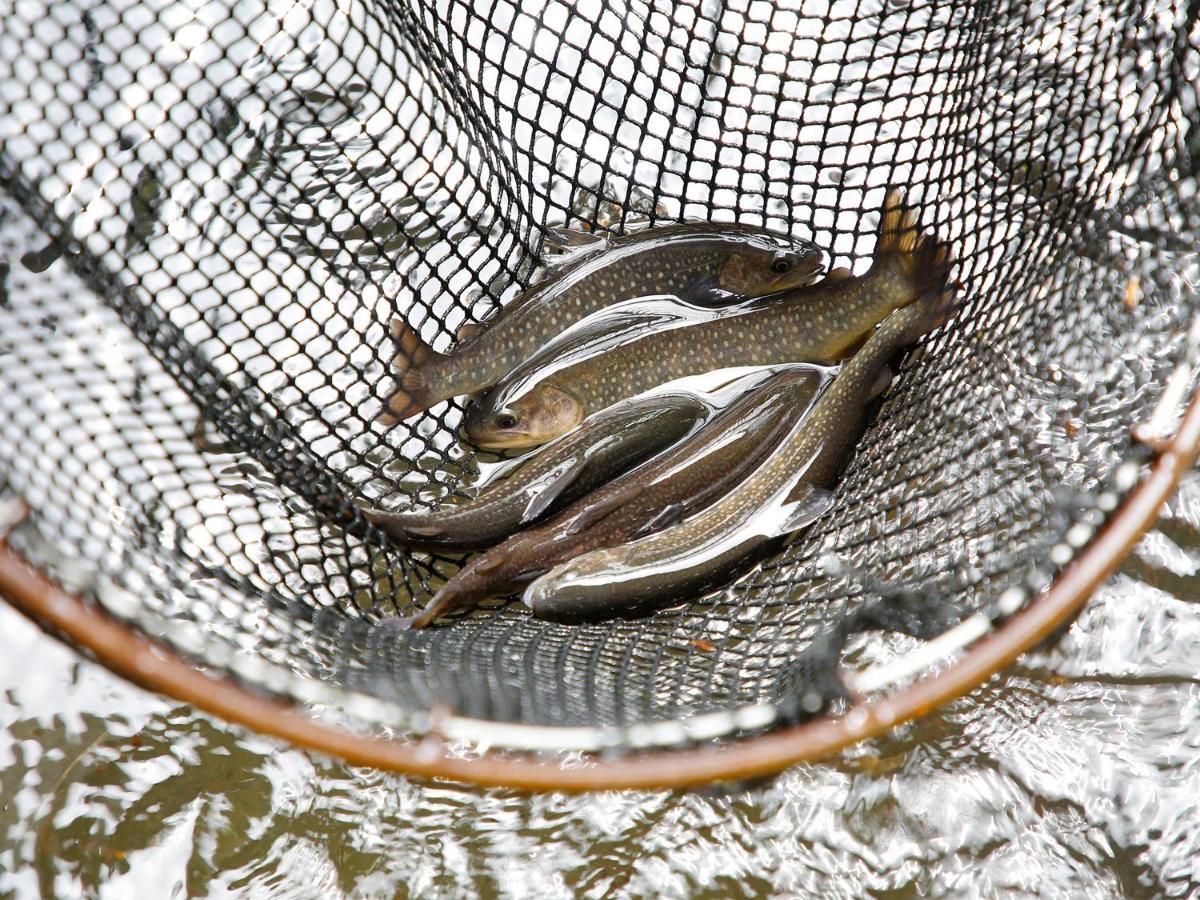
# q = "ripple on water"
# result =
<box><xmin>3</xmin><ymin>468</ymin><xmax>1200</xmax><ymax>899</ymax></box>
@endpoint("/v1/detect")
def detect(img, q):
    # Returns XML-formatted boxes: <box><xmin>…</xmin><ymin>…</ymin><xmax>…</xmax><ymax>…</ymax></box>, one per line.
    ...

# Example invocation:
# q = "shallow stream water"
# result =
<box><xmin>1</xmin><ymin>0</ymin><xmax>1197</xmax><ymax>893</ymax></box>
<box><xmin>3</xmin><ymin>467</ymin><xmax>1199</xmax><ymax>898</ymax></box>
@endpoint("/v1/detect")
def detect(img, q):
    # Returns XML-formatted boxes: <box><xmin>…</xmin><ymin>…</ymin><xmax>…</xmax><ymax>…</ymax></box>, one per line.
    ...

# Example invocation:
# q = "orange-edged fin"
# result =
<box><xmin>874</xmin><ymin>189</ymin><xmax>954</xmax><ymax>301</ymax></box>
<box><xmin>381</xmin><ymin>317</ymin><xmax>447</xmax><ymax>423</ymax></box>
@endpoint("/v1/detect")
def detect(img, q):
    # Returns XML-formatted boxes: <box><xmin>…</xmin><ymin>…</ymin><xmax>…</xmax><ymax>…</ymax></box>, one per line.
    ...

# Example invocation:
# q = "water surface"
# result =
<box><xmin>3</xmin><ymin>468</ymin><xmax>1198</xmax><ymax>898</ymax></box>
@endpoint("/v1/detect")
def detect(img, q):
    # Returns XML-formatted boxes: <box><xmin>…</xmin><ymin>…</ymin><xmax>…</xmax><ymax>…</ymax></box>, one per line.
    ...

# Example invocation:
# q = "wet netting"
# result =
<box><xmin>1</xmin><ymin>0</ymin><xmax>1198</xmax><ymax>768</ymax></box>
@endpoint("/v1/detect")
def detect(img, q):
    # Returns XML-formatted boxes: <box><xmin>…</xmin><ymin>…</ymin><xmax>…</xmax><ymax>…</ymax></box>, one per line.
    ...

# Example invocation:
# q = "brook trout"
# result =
<box><xmin>383</xmin><ymin>223</ymin><xmax>823</xmax><ymax>421</ymax></box>
<box><xmin>403</xmin><ymin>366</ymin><xmax>832</xmax><ymax>628</ymax></box>
<box><xmin>522</xmin><ymin>287</ymin><xmax>955</xmax><ymax>623</ymax></box>
<box><xmin>361</xmin><ymin>391</ymin><xmax>708</xmax><ymax>551</ymax></box>
<box><xmin>465</xmin><ymin>190</ymin><xmax>952</xmax><ymax>450</ymax></box>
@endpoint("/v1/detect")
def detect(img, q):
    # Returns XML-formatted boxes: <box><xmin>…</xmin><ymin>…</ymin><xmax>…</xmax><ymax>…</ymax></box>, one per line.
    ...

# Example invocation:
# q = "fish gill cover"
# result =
<box><xmin>0</xmin><ymin>0</ymin><xmax>1197</xmax><ymax>744</ymax></box>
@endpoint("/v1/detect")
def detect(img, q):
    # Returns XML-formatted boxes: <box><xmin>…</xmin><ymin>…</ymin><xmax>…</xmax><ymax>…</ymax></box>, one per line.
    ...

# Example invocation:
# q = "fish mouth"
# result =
<box><xmin>469</xmin><ymin>429</ymin><xmax>547</xmax><ymax>451</ymax></box>
<box><xmin>465</xmin><ymin>427</ymin><xmax>554</xmax><ymax>451</ymax></box>
<box><xmin>774</xmin><ymin>258</ymin><xmax>826</xmax><ymax>291</ymax></box>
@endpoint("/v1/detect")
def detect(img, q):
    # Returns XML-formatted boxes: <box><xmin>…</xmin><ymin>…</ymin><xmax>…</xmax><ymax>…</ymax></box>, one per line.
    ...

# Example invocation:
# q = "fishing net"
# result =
<box><xmin>1</xmin><ymin>0</ymin><xmax>1198</xmax><ymax>776</ymax></box>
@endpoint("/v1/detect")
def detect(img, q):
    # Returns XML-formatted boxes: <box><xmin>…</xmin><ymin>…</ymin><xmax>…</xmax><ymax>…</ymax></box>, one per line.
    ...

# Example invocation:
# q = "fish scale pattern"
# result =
<box><xmin>0</xmin><ymin>0</ymin><xmax>1197</xmax><ymax>742</ymax></box>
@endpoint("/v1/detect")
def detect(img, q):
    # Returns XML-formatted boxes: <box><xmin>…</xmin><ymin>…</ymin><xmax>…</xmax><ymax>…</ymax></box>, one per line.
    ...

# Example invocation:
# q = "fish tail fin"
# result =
<box><xmin>381</xmin><ymin>317</ymin><xmax>446</xmax><ymax>423</ymax></box>
<box><xmin>408</xmin><ymin>562</ymin><xmax>498</xmax><ymax>629</ymax></box>
<box><xmin>408</xmin><ymin>598</ymin><xmax>448</xmax><ymax>629</ymax></box>
<box><xmin>873</xmin><ymin>189</ymin><xmax>954</xmax><ymax>301</ymax></box>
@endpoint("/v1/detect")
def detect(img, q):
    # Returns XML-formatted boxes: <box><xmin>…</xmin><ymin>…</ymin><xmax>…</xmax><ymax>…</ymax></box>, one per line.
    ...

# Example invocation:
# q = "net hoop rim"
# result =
<box><xmin>2</xmin><ymin>384</ymin><xmax>1197</xmax><ymax>792</ymax></box>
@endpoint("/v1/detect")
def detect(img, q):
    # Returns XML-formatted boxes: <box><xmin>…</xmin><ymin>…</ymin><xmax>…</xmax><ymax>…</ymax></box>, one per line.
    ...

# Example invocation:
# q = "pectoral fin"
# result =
<box><xmin>869</xmin><ymin>364</ymin><xmax>893</xmax><ymax>399</ymax></box>
<box><xmin>361</xmin><ymin>506</ymin><xmax>444</xmax><ymax>541</ymax></box>
<box><xmin>632</xmin><ymin>502</ymin><xmax>684</xmax><ymax>538</ymax></box>
<box><xmin>474</xmin><ymin>552</ymin><xmax>508</xmax><ymax>574</ymax></box>
<box><xmin>760</xmin><ymin>485</ymin><xmax>835</xmax><ymax>538</ymax></box>
<box><xmin>455</xmin><ymin>321</ymin><xmax>485</xmax><ymax>343</ymax></box>
<box><xmin>544</xmin><ymin>225</ymin><xmax>607</xmax><ymax>251</ymax></box>
<box><xmin>520</xmin><ymin>454</ymin><xmax>589</xmax><ymax>525</ymax></box>
<box><xmin>563</xmin><ymin>483</ymin><xmax>645</xmax><ymax>535</ymax></box>
<box><xmin>677</xmin><ymin>274</ymin><xmax>730</xmax><ymax>306</ymax></box>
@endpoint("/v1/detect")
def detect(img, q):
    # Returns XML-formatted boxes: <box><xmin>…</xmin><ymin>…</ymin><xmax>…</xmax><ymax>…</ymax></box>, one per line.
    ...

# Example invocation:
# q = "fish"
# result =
<box><xmin>465</xmin><ymin>190</ymin><xmax>952</xmax><ymax>450</ymax></box>
<box><xmin>382</xmin><ymin>223</ymin><xmax>824</xmax><ymax>421</ymax></box>
<box><xmin>360</xmin><ymin>391</ymin><xmax>709</xmax><ymax>552</ymax></box>
<box><xmin>402</xmin><ymin>365</ymin><xmax>833</xmax><ymax>628</ymax></box>
<box><xmin>522</xmin><ymin>283</ymin><xmax>957</xmax><ymax>624</ymax></box>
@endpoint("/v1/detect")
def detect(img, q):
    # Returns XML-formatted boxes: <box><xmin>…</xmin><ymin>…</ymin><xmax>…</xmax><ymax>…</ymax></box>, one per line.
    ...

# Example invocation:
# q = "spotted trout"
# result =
<box><xmin>522</xmin><ymin>287</ymin><xmax>955</xmax><ymax>623</ymax></box>
<box><xmin>361</xmin><ymin>391</ymin><xmax>709</xmax><ymax>552</ymax></box>
<box><xmin>402</xmin><ymin>366</ymin><xmax>832</xmax><ymax>628</ymax></box>
<box><xmin>383</xmin><ymin>223</ymin><xmax>823</xmax><ymax>421</ymax></box>
<box><xmin>465</xmin><ymin>190</ymin><xmax>952</xmax><ymax>450</ymax></box>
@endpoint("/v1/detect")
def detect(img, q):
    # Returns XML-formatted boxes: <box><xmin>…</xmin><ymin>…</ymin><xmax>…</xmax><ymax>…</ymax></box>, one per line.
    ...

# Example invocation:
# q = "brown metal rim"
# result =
<box><xmin>2</xmin><ymin>386</ymin><xmax>1198</xmax><ymax>792</ymax></box>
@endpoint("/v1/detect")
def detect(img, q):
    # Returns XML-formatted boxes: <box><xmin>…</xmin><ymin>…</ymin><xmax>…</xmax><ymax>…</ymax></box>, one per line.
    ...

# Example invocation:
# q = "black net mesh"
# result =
<box><xmin>1</xmin><ymin>0</ymin><xmax>1198</xmax><ymax>745</ymax></box>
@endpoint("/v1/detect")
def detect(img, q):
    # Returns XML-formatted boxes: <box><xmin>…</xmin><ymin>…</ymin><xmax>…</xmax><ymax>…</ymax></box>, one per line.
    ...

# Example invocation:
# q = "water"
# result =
<box><xmin>1</xmin><ymin>0</ymin><xmax>1197</xmax><ymax>891</ymax></box>
<box><xmin>3</xmin><ymin>468</ymin><xmax>1199</xmax><ymax>897</ymax></box>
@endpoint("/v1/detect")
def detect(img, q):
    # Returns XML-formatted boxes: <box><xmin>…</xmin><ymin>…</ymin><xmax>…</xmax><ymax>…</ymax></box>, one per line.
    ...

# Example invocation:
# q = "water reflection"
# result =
<box><xmin>1</xmin><ymin>0</ymin><xmax>1198</xmax><ymax>886</ymax></box>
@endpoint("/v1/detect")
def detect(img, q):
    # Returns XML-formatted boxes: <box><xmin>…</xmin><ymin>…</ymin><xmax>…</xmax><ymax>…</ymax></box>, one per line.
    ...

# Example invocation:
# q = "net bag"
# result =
<box><xmin>0</xmin><ymin>0</ymin><xmax>1197</xmax><ymax>788</ymax></box>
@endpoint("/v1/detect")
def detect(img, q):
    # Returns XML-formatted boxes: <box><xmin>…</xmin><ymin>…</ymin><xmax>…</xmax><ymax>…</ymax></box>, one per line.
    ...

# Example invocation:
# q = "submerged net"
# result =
<box><xmin>1</xmin><ymin>0</ymin><xmax>1197</xmax><ymax>748</ymax></box>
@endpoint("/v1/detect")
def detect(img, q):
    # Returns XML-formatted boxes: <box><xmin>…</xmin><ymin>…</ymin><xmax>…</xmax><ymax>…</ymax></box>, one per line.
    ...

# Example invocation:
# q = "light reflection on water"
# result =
<box><xmin>1</xmin><ymin>0</ymin><xmax>1197</xmax><ymax>891</ymax></box>
<box><xmin>3</xmin><ymin>471</ymin><xmax>1199</xmax><ymax>897</ymax></box>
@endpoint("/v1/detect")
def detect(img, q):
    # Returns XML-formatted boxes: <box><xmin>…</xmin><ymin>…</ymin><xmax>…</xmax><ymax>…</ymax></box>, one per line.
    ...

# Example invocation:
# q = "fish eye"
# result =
<box><xmin>770</xmin><ymin>254</ymin><xmax>792</xmax><ymax>274</ymax></box>
<box><xmin>495</xmin><ymin>412</ymin><xmax>519</xmax><ymax>430</ymax></box>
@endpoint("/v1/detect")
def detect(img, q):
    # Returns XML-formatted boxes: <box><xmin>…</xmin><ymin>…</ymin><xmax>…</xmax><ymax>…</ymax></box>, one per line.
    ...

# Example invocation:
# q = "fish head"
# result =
<box><xmin>718</xmin><ymin>239</ymin><xmax>824</xmax><ymax>296</ymax></box>
<box><xmin>522</xmin><ymin>551</ymin><xmax>622</xmax><ymax>619</ymax></box>
<box><xmin>466</xmin><ymin>386</ymin><xmax>585</xmax><ymax>450</ymax></box>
